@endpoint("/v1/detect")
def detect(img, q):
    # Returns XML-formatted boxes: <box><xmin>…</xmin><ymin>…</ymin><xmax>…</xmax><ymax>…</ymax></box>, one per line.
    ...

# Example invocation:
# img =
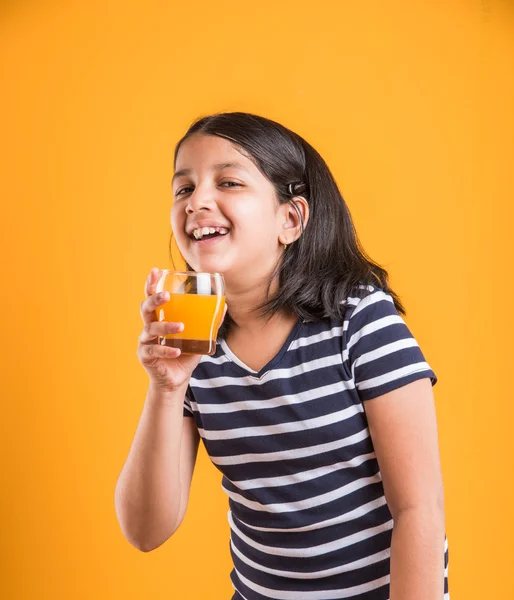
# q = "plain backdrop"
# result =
<box><xmin>1</xmin><ymin>1</ymin><xmax>513</xmax><ymax>598</ymax></box>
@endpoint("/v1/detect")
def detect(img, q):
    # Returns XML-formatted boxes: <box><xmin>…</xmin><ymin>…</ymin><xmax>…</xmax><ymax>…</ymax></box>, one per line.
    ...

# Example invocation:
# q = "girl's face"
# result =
<box><xmin>171</xmin><ymin>133</ymin><xmax>288</xmax><ymax>285</ymax></box>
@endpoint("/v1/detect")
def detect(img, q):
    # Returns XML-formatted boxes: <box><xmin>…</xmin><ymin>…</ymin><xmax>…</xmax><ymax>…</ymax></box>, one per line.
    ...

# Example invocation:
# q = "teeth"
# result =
<box><xmin>191</xmin><ymin>226</ymin><xmax>230</xmax><ymax>240</ymax></box>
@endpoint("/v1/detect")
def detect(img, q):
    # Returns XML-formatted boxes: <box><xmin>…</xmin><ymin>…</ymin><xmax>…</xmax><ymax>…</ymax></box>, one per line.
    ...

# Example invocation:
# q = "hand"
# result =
<box><xmin>137</xmin><ymin>268</ymin><xmax>202</xmax><ymax>393</ymax></box>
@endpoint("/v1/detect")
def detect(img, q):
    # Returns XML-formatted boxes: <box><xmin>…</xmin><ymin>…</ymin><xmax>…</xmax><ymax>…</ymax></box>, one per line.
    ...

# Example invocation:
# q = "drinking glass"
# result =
<box><xmin>155</xmin><ymin>270</ymin><xmax>225</xmax><ymax>355</ymax></box>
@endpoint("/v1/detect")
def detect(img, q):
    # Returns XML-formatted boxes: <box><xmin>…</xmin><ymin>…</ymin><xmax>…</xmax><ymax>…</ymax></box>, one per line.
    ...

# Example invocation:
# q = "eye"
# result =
<box><xmin>176</xmin><ymin>186</ymin><xmax>194</xmax><ymax>196</ymax></box>
<box><xmin>175</xmin><ymin>181</ymin><xmax>242</xmax><ymax>197</ymax></box>
<box><xmin>220</xmin><ymin>181</ymin><xmax>242</xmax><ymax>188</ymax></box>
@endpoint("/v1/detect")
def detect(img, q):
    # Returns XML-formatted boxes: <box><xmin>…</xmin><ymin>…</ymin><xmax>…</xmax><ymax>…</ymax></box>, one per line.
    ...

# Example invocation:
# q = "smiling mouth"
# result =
<box><xmin>190</xmin><ymin>226</ymin><xmax>230</xmax><ymax>241</ymax></box>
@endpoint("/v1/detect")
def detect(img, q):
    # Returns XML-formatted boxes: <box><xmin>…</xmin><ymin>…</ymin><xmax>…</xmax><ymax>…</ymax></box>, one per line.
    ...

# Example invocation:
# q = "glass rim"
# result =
<box><xmin>160</xmin><ymin>270</ymin><xmax>224</xmax><ymax>278</ymax></box>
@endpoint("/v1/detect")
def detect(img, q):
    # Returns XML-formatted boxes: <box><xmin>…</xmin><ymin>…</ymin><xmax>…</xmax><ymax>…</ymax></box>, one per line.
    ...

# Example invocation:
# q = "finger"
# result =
<box><xmin>140</xmin><ymin>290</ymin><xmax>170</xmax><ymax>324</ymax></box>
<box><xmin>140</xmin><ymin>343</ymin><xmax>181</xmax><ymax>363</ymax></box>
<box><xmin>139</xmin><ymin>320</ymin><xmax>184</xmax><ymax>344</ymax></box>
<box><xmin>144</xmin><ymin>267</ymin><xmax>160</xmax><ymax>298</ymax></box>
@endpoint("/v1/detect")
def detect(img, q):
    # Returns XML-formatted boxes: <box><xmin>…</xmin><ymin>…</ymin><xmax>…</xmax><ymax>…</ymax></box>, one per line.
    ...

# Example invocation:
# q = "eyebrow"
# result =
<box><xmin>172</xmin><ymin>162</ymin><xmax>249</xmax><ymax>185</ymax></box>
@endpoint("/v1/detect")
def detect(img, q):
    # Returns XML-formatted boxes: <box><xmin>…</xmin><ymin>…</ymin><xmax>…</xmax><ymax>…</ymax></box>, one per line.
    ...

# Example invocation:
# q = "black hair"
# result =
<box><xmin>169</xmin><ymin>112</ymin><xmax>407</xmax><ymax>337</ymax></box>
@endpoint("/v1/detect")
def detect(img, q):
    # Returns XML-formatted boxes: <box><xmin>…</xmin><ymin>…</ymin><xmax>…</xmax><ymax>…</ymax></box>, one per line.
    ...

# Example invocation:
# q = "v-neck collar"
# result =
<box><xmin>219</xmin><ymin>318</ymin><xmax>304</xmax><ymax>379</ymax></box>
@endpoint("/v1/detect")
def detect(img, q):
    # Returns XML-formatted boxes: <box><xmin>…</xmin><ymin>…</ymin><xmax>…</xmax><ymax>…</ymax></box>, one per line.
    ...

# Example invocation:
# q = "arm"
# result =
<box><xmin>114</xmin><ymin>382</ymin><xmax>200</xmax><ymax>552</ymax></box>
<box><xmin>364</xmin><ymin>378</ymin><xmax>446</xmax><ymax>600</ymax></box>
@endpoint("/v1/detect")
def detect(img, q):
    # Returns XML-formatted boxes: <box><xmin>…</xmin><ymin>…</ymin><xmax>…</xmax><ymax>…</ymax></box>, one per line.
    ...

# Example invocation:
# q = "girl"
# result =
<box><xmin>115</xmin><ymin>112</ymin><xmax>450</xmax><ymax>600</ymax></box>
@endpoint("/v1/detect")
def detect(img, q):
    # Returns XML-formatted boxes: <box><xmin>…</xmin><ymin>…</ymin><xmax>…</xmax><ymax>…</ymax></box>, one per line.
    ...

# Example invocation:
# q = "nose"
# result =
<box><xmin>185</xmin><ymin>184</ymin><xmax>216</xmax><ymax>215</ymax></box>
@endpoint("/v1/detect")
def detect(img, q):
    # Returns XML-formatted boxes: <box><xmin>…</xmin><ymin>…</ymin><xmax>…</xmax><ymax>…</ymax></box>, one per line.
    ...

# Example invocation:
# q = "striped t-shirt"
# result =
<box><xmin>184</xmin><ymin>285</ymin><xmax>450</xmax><ymax>600</ymax></box>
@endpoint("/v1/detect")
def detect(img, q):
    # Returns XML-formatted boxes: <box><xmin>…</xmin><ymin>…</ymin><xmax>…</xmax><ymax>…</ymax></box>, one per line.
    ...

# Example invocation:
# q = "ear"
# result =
<box><xmin>278</xmin><ymin>197</ymin><xmax>310</xmax><ymax>245</ymax></box>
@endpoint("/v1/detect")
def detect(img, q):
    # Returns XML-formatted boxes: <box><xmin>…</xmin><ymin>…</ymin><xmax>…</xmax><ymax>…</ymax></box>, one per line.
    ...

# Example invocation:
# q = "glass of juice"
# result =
<box><xmin>155</xmin><ymin>270</ymin><xmax>225</xmax><ymax>355</ymax></box>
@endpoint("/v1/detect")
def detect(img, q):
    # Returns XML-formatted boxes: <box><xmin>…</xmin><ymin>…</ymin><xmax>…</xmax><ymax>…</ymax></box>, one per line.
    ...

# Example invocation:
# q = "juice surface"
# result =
<box><xmin>160</xmin><ymin>294</ymin><xmax>225</xmax><ymax>341</ymax></box>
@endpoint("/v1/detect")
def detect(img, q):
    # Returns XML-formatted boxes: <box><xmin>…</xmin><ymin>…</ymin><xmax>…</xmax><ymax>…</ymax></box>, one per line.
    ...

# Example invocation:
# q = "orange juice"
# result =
<box><xmin>159</xmin><ymin>294</ymin><xmax>226</xmax><ymax>355</ymax></box>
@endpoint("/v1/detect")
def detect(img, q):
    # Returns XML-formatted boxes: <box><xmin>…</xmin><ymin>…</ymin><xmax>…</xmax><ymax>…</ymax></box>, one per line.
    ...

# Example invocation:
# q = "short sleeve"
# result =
<box><xmin>345</xmin><ymin>288</ymin><xmax>438</xmax><ymax>401</ymax></box>
<box><xmin>183</xmin><ymin>385</ymin><xmax>194</xmax><ymax>418</ymax></box>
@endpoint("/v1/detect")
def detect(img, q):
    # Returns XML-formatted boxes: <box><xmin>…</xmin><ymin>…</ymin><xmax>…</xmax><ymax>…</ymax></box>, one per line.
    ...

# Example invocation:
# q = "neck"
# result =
<box><xmin>224</xmin><ymin>272</ymin><xmax>293</xmax><ymax>334</ymax></box>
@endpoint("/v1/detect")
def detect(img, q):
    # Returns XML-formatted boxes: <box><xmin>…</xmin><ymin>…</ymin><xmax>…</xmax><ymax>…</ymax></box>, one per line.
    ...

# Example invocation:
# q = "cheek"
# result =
<box><xmin>230</xmin><ymin>199</ymin><xmax>277</xmax><ymax>231</ymax></box>
<box><xmin>243</xmin><ymin>207</ymin><xmax>280</xmax><ymax>243</ymax></box>
<box><xmin>170</xmin><ymin>206</ymin><xmax>183</xmax><ymax>232</ymax></box>
<box><xmin>170</xmin><ymin>209</ymin><xmax>188</xmax><ymax>248</ymax></box>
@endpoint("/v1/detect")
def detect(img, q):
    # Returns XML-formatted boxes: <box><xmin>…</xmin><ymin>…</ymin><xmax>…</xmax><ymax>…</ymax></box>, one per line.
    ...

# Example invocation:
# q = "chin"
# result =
<box><xmin>188</xmin><ymin>258</ymin><xmax>229</xmax><ymax>275</ymax></box>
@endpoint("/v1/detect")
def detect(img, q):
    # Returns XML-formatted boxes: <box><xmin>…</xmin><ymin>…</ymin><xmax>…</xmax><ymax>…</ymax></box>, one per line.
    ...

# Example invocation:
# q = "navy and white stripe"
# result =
<box><xmin>184</xmin><ymin>285</ymin><xmax>450</xmax><ymax>599</ymax></box>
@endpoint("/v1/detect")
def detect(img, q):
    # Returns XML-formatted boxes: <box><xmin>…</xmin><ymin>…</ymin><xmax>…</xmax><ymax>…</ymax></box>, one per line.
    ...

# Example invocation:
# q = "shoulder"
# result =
<box><xmin>340</xmin><ymin>285</ymin><xmax>438</xmax><ymax>400</ymax></box>
<box><xmin>342</xmin><ymin>283</ymin><xmax>412</xmax><ymax>353</ymax></box>
<box><xmin>340</xmin><ymin>283</ymin><xmax>405</xmax><ymax>362</ymax></box>
<box><xmin>294</xmin><ymin>284</ymin><xmax>396</xmax><ymax>352</ymax></box>
<box><xmin>342</xmin><ymin>283</ymin><xmax>397</xmax><ymax>325</ymax></box>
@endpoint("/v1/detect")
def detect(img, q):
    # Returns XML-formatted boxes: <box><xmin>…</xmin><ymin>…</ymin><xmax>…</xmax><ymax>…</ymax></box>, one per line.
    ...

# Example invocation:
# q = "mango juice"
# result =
<box><xmin>159</xmin><ymin>293</ymin><xmax>226</xmax><ymax>355</ymax></box>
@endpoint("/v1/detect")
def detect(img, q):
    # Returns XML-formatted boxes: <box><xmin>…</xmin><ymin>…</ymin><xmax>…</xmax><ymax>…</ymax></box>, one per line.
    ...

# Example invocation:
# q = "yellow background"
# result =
<box><xmin>1</xmin><ymin>1</ymin><xmax>512</xmax><ymax>598</ymax></box>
